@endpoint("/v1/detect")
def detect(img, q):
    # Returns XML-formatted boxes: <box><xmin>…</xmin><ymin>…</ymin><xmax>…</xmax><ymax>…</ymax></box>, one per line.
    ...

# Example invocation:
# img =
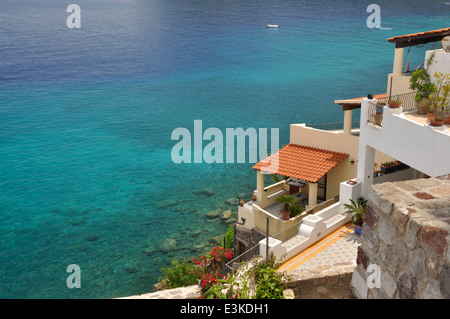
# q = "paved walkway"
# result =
<box><xmin>278</xmin><ymin>222</ymin><xmax>360</xmax><ymax>273</ymax></box>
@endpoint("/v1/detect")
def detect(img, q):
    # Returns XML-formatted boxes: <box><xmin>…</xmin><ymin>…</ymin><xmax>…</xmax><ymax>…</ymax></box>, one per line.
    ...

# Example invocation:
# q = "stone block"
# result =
<box><xmin>316</xmin><ymin>285</ymin><xmax>328</xmax><ymax>295</ymax></box>
<box><xmin>312</xmin><ymin>276</ymin><xmax>326</xmax><ymax>286</ymax></box>
<box><xmin>378</xmin><ymin>243</ymin><xmax>397</xmax><ymax>271</ymax></box>
<box><xmin>381</xmin><ymin>270</ymin><xmax>397</xmax><ymax>298</ymax></box>
<box><xmin>405</xmin><ymin>218</ymin><xmax>422</xmax><ymax>250</ymax></box>
<box><xmin>425</xmin><ymin>253</ymin><xmax>440</xmax><ymax>279</ymax></box>
<box><xmin>325</xmin><ymin>273</ymin><xmax>340</xmax><ymax>285</ymax></box>
<box><xmin>351</xmin><ymin>268</ymin><xmax>368</xmax><ymax>299</ymax></box>
<box><xmin>378</xmin><ymin>217</ymin><xmax>396</xmax><ymax>246</ymax></box>
<box><xmin>421</xmin><ymin>225</ymin><xmax>449</xmax><ymax>257</ymax></box>
<box><xmin>408</xmin><ymin>247</ymin><xmax>427</xmax><ymax>280</ymax></box>
<box><xmin>361</xmin><ymin>224</ymin><xmax>380</xmax><ymax>253</ymax></box>
<box><xmin>392</xmin><ymin>206</ymin><xmax>410</xmax><ymax>234</ymax></box>
<box><xmin>356</xmin><ymin>246</ymin><xmax>369</xmax><ymax>269</ymax></box>
<box><xmin>422</xmin><ymin>279</ymin><xmax>443</xmax><ymax>299</ymax></box>
<box><xmin>364</xmin><ymin>204</ymin><xmax>378</xmax><ymax>228</ymax></box>
<box><xmin>439</xmin><ymin>265</ymin><xmax>450</xmax><ymax>298</ymax></box>
<box><xmin>397</xmin><ymin>273</ymin><xmax>418</xmax><ymax>299</ymax></box>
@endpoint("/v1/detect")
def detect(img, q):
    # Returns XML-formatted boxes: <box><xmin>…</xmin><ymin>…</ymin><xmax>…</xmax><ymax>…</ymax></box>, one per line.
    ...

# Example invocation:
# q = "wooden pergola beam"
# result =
<box><xmin>387</xmin><ymin>28</ymin><xmax>450</xmax><ymax>49</ymax></box>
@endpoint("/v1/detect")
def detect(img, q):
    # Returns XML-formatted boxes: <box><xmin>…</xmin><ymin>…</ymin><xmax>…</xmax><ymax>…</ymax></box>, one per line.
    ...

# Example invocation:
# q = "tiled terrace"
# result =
<box><xmin>278</xmin><ymin>222</ymin><xmax>360</xmax><ymax>273</ymax></box>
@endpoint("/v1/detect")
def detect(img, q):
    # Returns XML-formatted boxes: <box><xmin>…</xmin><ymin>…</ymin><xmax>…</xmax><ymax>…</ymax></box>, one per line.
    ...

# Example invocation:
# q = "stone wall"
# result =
<box><xmin>118</xmin><ymin>285</ymin><xmax>202</xmax><ymax>299</ymax></box>
<box><xmin>352</xmin><ymin>177</ymin><xmax>450</xmax><ymax>299</ymax></box>
<box><xmin>286</xmin><ymin>263</ymin><xmax>355</xmax><ymax>299</ymax></box>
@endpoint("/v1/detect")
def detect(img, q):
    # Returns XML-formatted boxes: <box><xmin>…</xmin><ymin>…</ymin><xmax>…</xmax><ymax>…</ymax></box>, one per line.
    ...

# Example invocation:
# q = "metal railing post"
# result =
<box><xmin>266</xmin><ymin>217</ymin><xmax>269</xmax><ymax>261</ymax></box>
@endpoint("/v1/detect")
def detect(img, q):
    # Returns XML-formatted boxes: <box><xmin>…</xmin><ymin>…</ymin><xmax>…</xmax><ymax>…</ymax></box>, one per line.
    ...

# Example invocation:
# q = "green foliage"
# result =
<box><xmin>343</xmin><ymin>196</ymin><xmax>367</xmax><ymax>227</ymax></box>
<box><xmin>275</xmin><ymin>194</ymin><xmax>297</xmax><ymax>212</ymax></box>
<box><xmin>429</xmin><ymin>72</ymin><xmax>450</xmax><ymax>115</ymax></box>
<box><xmin>410</xmin><ymin>52</ymin><xmax>436</xmax><ymax>103</ymax></box>
<box><xmin>158</xmin><ymin>245</ymin><xmax>233</xmax><ymax>291</ymax></box>
<box><xmin>381</xmin><ymin>161</ymin><xmax>395</xmax><ymax>167</ymax></box>
<box><xmin>158</xmin><ymin>258</ymin><xmax>199</xmax><ymax>289</ymax></box>
<box><xmin>202</xmin><ymin>254</ymin><xmax>289</xmax><ymax>299</ymax></box>
<box><xmin>289</xmin><ymin>202</ymin><xmax>305</xmax><ymax>218</ymax></box>
<box><xmin>222</xmin><ymin>225</ymin><xmax>234</xmax><ymax>249</ymax></box>
<box><xmin>253</xmin><ymin>254</ymin><xmax>288</xmax><ymax>299</ymax></box>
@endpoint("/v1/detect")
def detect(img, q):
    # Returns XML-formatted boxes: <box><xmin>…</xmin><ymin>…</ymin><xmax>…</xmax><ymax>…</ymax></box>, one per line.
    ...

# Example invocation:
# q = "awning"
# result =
<box><xmin>253</xmin><ymin>143</ymin><xmax>349</xmax><ymax>183</ymax></box>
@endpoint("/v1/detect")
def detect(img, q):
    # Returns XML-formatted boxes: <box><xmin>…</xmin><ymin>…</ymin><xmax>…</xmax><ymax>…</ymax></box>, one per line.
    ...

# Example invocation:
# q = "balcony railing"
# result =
<box><xmin>367</xmin><ymin>91</ymin><xmax>419</xmax><ymax>127</ymax></box>
<box><xmin>272</xmin><ymin>220</ymin><xmax>303</xmax><ymax>243</ymax></box>
<box><xmin>386</xmin><ymin>91</ymin><xmax>418</xmax><ymax>112</ymax></box>
<box><xmin>367</xmin><ymin>100</ymin><xmax>384</xmax><ymax>127</ymax></box>
<box><xmin>306</xmin><ymin>121</ymin><xmax>360</xmax><ymax>131</ymax></box>
<box><xmin>225</xmin><ymin>242</ymin><xmax>260</xmax><ymax>274</ymax></box>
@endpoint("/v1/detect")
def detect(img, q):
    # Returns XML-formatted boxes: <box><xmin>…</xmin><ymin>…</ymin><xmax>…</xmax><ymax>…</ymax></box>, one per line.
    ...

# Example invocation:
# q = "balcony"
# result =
<box><xmin>305</xmin><ymin>121</ymin><xmax>360</xmax><ymax>135</ymax></box>
<box><xmin>360</xmin><ymin>95</ymin><xmax>450</xmax><ymax>179</ymax></box>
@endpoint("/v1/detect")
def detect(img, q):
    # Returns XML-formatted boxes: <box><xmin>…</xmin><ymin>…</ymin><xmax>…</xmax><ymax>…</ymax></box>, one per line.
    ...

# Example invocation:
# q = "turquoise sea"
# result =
<box><xmin>0</xmin><ymin>0</ymin><xmax>449</xmax><ymax>298</ymax></box>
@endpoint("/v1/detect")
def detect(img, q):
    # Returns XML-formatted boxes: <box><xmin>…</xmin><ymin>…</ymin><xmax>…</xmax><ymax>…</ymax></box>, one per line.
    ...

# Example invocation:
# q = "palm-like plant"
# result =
<box><xmin>343</xmin><ymin>196</ymin><xmax>367</xmax><ymax>227</ymax></box>
<box><xmin>289</xmin><ymin>202</ymin><xmax>305</xmax><ymax>218</ymax></box>
<box><xmin>275</xmin><ymin>194</ymin><xmax>297</xmax><ymax>212</ymax></box>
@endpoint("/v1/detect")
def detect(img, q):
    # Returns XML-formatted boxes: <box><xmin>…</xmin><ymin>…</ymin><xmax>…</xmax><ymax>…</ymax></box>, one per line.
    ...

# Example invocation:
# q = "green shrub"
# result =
<box><xmin>203</xmin><ymin>253</ymin><xmax>289</xmax><ymax>299</ymax></box>
<box><xmin>253</xmin><ymin>254</ymin><xmax>287</xmax><ymax>299</ymax></box>
<box><xmin>158</xmin><ymin>258</ymin><xmax>199</xmax><ymax>289</ymax></box>
<box><xmin>289</xmin><ymin>202</ymin><xmax>304</xmax><ymax>218</ymax></box>
<box><xmin>222</xmin><ymin>225</ymin><xmax>234</xmax><ymax>249</ymax></box>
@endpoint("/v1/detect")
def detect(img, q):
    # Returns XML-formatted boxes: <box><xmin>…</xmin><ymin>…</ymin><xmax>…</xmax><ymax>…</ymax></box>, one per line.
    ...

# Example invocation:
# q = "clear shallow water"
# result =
<box><xmin>0</xmin><ymin>0</ymin><xmax>449</xmax><ymax>298</ymax></box>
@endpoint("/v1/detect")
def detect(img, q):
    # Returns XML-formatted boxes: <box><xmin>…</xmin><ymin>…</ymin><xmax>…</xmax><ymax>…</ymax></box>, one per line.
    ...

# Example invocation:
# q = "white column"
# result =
<box><xmin>357</xmin><ymin>144</ymin><xmax>376</xmax><ymax>198</ymax></box>
<box><xmin>357</xmin><ymin>97</ymin><xmax>376</xmax><ymax>198</ymax></box>
<box><xmin>308</xmin><ymin>182</ymin><xmax>318</xmax><ymax>208</ymax></box>
<box><xmin>256</xmin><ymin>170</ymin><xmax>265</xmax><ymax>201</ymax></box>
<box><xmin>392</xmin><ymin>47</ymin><xmax>404</xmax><ymax>75</ymax></box>
<box><xmin>343</xmin><ymin>109</ymin><xmax>353</xmax><ymax>135</ymax></box>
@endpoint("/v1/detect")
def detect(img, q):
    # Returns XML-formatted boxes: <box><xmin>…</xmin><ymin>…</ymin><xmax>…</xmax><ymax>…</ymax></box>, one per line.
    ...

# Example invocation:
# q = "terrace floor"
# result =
<box><xmin>404</xmin><ymin>112</ymin><xmax>450</xmax><ymax>133</ymax></box>
<box><xmin>278</xmin><ymin>222</ymin><xmax>360</xmax><ymax>272</ymax></box>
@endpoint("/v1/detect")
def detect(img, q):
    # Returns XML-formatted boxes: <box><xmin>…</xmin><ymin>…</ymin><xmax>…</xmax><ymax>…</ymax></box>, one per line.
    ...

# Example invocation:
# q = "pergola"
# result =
<box><xmin>253</xmin><ymin>143</ymin><xmax>349</xmax><ymax>208</ymax></box>
<box><xmin>387</xmin><ymin>28</ymin><xmax>450</xmax><ymax>76</ymax></box>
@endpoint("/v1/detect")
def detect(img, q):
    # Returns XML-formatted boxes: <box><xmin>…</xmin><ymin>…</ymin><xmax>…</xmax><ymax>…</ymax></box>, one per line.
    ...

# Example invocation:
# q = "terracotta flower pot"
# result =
<box><xmin>416</xmin><ymin>97</ymin><xmax>431</xmax><ymax>115</ymax></box>
<box><xmin>388</xmin><ymin>101</ymin><xmax>401</xmax><ymax>108</ymax></box>
<box><xmin>428</xmin><ymin>112</ymin><xmax>444</xmax><ymax>126</ymax></box>
<box><xmin>445</xmin><ymin>114</ymin><xmax>450</xmax><ymax>125</ymax></box>
<box><xmin>280</xmin><ymin>210</ymin><xmax>290</xmax><ymax>221</ymax></box>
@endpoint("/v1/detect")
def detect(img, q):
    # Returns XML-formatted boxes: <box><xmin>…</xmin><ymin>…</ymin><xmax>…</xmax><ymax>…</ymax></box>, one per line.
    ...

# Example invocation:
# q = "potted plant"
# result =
<box><xmin>289</xmin><ymin>202</ymin><xmax>304</xmax><ymax>218</ymax></box>
<box><xmin>428</xmin><ymin>72</ymin><xmax>450</xmax><ymax>127</ymax></box>
<box><xmin>388</xmin><ymin>99</ymin><xmax>402</xmax><ymax>108</ymax></box>
<box><xmin>409</xmin><ymin>52</ymin><xmax>436</xmax><ymax>114</ymax></box>
<box><xmin>343</xmin><ymin>196</ymin><xmax>367</xmax><ymax>235</ymax></box>
<box><xmin>275</xmin><ymin>194</ymin><xmax>297</xmax><ymax>221</ymax></box>
<box><xmin>380</xmin><ymin>161</ymin><xmax>398</xmax><ymax>174</ymax></box>
<box><xmin>394</xmin><ymin>160</ymin><xmax>408</xmax><ymax>171</ymax></box>
<box><xmin>375</xmin><ymin>111</ymin><xmax>383</xmax><ymax>126</ymax></box>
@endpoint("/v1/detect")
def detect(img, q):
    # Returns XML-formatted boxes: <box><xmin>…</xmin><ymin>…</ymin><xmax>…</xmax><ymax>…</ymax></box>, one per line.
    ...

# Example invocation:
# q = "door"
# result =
<box><xmin>317</xmin><ymin>174</ymin><xmax>327</xmax><ymax>201</ymax></box>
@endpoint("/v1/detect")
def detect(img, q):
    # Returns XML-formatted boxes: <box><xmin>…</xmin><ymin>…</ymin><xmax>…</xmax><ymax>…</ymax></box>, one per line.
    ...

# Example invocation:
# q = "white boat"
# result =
<box><xmin>266</xmin><ymin>24</ymin><xmax>279</xmax><ymax>28</ymax></box>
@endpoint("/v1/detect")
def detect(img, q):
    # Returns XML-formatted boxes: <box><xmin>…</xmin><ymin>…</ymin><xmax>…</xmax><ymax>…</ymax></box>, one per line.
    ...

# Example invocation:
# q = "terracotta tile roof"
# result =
<box><xmin>253</xmin><ymin>143</ymin><xmax>349</xmax><ymax>183</ymax></box>
<box><xmin>387</xmin><ymin>28</ymin><xmax>450</xmax><ymax>48</ymax></box>
<box><xmin>387</xmin><ymin>27</ymin><xmax>450</xmax><ymax>42</ymax></box>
